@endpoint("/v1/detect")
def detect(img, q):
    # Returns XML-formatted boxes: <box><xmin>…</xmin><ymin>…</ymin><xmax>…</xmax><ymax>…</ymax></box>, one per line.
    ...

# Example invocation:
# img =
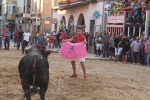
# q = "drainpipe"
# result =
<box><xmin>50</xmin><ymin>8</ymin><xmax>53</xmax><ymax>32</ymax></box>
<box><xmin>102</xmin><ymin>0</ymin><xmax>106</xmax><ymax>33</ymax></box>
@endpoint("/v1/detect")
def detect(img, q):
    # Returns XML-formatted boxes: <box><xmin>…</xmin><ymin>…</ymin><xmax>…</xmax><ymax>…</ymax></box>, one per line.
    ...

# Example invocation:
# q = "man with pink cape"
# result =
<box><xmin>60</xmin><ymin>28</ymin><xmax>88</xmax><ymax>80</ymax></box>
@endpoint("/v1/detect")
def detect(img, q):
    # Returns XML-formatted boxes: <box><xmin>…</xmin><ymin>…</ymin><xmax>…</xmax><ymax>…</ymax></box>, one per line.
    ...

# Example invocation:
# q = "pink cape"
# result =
<box><xmin>59</xmin><ymin>42</ymin><xmax>87</xmax><ymax>60</ymax></box>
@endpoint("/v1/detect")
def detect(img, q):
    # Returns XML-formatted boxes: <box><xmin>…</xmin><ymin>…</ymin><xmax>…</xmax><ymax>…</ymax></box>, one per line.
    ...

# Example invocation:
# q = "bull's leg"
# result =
<box><xmin>39</xmin><ymin>84</ymin><xmax>48</xmax><ymax>100</ymax></box>
<box><xmin>22</xmin><ymin>85</ymin><xmax>31</xmax><ymax>100</ymax></box>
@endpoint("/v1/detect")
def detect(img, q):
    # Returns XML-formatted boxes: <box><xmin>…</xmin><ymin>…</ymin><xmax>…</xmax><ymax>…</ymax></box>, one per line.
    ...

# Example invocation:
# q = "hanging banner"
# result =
<box><xmin>59</xmin><ymin>42</ymin><xmax>87</xmax><ymax>60</ymax></box>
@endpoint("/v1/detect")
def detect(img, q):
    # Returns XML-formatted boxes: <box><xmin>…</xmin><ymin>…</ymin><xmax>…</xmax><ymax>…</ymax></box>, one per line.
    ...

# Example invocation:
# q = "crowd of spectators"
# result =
<box><xmin>105</xmin><ymin>0</ymin><xmax>150</xmax><ymax>24</ymax></box>
<box><xmin>93</xmin><ymin>31</ymin><xmax>150</xmax><ymax>67</ymax></box>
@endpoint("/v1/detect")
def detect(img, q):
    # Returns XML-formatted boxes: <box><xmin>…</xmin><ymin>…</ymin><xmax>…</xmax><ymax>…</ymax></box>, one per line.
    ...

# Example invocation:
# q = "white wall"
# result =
<box><xmin>52</xmin><ymin>2</ymin><xmax>103</xmax><ymax>32</ymax></box>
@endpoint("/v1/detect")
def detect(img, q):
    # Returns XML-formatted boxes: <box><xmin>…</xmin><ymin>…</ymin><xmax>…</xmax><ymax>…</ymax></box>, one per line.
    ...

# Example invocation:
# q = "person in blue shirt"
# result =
<box><xmin>63</xmin><ymin>26</ymin><xmax>67</xmax><ymax>34</ymax></box>
<box><xmin>129</xmin><ymin>4</ymin><xmax>138</xmax><ymax>24</ymax></box>
<box><xmin>4</xmin><ymin>29</ymin><xmax>10</xmax><ymax>51</ymax></box>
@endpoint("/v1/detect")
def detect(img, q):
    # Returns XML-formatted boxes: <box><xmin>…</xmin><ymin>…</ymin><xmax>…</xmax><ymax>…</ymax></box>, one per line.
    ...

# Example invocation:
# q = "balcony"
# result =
<box><xmin>7</xmin><ymin>15</ymin><xmax>15</xmax><ymax>20</ymax></box>
<box><xmin>23</xmin><ymin>13</ymin><xmax>31</xmax><ymax>18</ymax></box>
<box><xmin>58</xmin><ymin>0</ymin><xmax>90</xmax><ymax>10</ymax></box>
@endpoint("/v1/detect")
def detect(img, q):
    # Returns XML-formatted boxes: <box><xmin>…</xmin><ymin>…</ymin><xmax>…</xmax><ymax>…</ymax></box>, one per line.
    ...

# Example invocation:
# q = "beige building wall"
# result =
<box><xmin>42</xmin><ymin>0</ymin><xmax>52</xmax><ymax>32</ymax></box>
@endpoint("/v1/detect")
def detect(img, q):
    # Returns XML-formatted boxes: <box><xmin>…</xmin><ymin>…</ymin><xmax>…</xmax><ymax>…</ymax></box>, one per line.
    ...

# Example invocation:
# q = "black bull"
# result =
<box><xmin>18</xmin><ymin>46</ymin><xmax>50</xmax><ymax>100</ymax></box>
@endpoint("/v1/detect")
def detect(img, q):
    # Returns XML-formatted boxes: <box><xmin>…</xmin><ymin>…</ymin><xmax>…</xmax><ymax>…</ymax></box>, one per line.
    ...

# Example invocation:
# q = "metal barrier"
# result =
<box><xmin>106</xmin><ymin>11</ymin><xmax>126</xmax><ymax>35</ymax></box>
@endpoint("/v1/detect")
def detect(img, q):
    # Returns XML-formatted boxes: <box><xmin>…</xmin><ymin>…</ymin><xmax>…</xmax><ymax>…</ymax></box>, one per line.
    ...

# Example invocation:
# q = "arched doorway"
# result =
<box><xmin>68</xmin><ymin>15</ymin><xmax>74</xmax><ymax>31</ymax></box>
<box><xmin>77</xmin><ymin>13</ymin><xmax>85</xmax><ymax>32</ymax></box>
<box><xmin>60</xmin><ymin>16</ymin><xmax>66</xmax><ymax>28</ymax></box>
<box><xmin>58</xmin><ymin>16</ymin><xmax>66</xmax><ymax>31</ymax></box>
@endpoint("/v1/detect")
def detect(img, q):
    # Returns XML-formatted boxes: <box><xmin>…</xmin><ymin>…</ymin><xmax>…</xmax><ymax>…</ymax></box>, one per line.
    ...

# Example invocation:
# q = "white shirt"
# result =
<box><xmin>23</xmin><ymin>32</ymin><xmax>30</xmax><ymax>41</ymax></box>
<box><xmin>52</xmin><ymin>32</ymin><xmax>58</xmax><ymax>39</ymax></box>
<box><xmin>70</xmin><ymin>20</ymin><xmax>74</xmax><ymax>27</ymax></box>
<box><xmin>104</xmin><ymin>4</ymin><xmax>111</xmax><ymax>14</ymax></box>
<box><xmin>46</xmin><ymin>33</ymin><xmax>50</xmax><ymax>40</ymax></box>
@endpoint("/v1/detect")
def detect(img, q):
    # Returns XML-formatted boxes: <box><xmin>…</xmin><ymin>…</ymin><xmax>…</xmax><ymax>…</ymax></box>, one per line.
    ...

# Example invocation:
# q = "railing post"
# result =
<box><xmin>128</xmin><ymin>27</ymin><xmax>130</xmax><ymax>37</ymax></box>
<box><xmin>139</xmin><ymin>27</ymin><xmax>141</xmax><ymax>37</ymax></box>
<box><xmin>133</xmin><ymin>27</ymin><xmax>135</xmax><ymax>36</ymax></box>
<box><xmin>145</xmin><ymin>10</ymin><xmax>149</xmax><ymax>38</ymax></box>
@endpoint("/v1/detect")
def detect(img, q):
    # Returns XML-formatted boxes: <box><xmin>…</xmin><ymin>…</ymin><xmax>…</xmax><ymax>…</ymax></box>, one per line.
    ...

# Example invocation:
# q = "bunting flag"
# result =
<box><xmin>59</xmin><ymin>42</ymin><xmax>87</xmax><ymax>60</ymax></box>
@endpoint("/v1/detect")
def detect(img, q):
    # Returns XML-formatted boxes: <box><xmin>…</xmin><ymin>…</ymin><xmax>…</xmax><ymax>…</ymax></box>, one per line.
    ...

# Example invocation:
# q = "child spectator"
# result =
<box><xmin>129</xmin><ymin>3</ymin><xmax>138</xmax><ymax>24</ymax></box>
<box><xmin>137</xmin><ymin>3</ymin><xmax>142</xmax><ymax>24</ymax></box>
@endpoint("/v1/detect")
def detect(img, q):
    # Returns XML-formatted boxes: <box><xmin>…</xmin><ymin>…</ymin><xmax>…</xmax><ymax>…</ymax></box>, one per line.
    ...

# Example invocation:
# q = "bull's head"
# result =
<box><xmin>25</xmin><ymin>44</ymin><xmax>32</xmax><ymax>53</ymax></box>
<box><xmin>25</xmin><ymin>45</ymin><xmax>58</xmax><ymax>59</ymax></box>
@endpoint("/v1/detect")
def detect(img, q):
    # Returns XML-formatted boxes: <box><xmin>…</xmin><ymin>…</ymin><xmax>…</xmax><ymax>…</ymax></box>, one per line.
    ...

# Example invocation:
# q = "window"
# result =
<box><xmin>8</xmin><ymin>6</ymin><xmax>12</xmax><ymax>14</ymax></box>
<box><xmin>54</xmin><ymin>23</ymin><xmax>57</xmax><ymax>30</ymax></box>
<box><xmin>90</xmin><ymin>20</ymin><xmax>95</xmax><ymax>32</ymax></box>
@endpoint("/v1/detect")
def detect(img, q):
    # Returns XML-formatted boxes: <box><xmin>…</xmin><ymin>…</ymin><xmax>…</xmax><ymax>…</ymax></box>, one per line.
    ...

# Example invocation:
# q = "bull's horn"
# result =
<box><xmin>46</xmin><ymin>48</ymin><xmax>59</xmax><ymax>53</ymax></box>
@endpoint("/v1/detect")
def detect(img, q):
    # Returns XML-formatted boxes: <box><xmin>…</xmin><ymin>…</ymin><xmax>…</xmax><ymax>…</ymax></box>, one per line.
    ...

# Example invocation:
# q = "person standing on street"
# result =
<box><xmin>145</xmin><ymin>36</ymin><xmax>150</xmax><ymax>67</ymax></box>
<box><xmin>52</xmin><ymin>29</ymin><xmax>58</xmax><ymax>48</ymax></box>
<box><xmin>131</xmin><ymin>37</ymin><xmax>142</xmax><ymax>65</ymax></box>
<box><xmin>118</xmin><ymin>35</ymin><xmax>130</xmax><ymax>64</ymax></box>
<box><xmin>1</xmin><ymin>27</ymin><xmax>7</xmax><ymax>49</ymax></box>
<box><xmin>64</xmin><ymin>28</ymin><xmax>88</xmax><ymax>80</ymax></box>
<box><xmin>95</xmin><ymin>32</ymin><xmax>103</xmax><ymax>57</ymax></box>
<box><xmin>22</xmin><ymin>29</ymin><xmax>30</xmax><ymax>54</ymax></box>
<box><xmin>47</xmin><ymin>33</ymin><xmax>54</xmax><ymax>50</ymax></box>
<box><xmin>36</xmin><ymin>32</ymin><xmax>47</xmax><ymax>47</ymax></box>
<box><xmin>13</xmin><ymin>30</ymin><xmax>19</xmax><ymax>47</ymax></box>
<box><xmin>114</xmin><ymin>34</ymin><xmax>122</xmax><ymax>62</ymax></box>
<box><xmin>4</xmin><ymin>29</ymin><xmax>10</xmax><ymax>51</ymax></box>
<box><xmin>17</xmin><ymin>29</ymin><xmax>24</xmax><ymax>50</ymax></box>
<box><xmin>30</xmin><ymin>31</ymin><xmax>37</xmax><ymax>45</ymax></box>
<box><xmin>102</xmin><ymin>33</ymin><xmax>110</xmax><ymax>58</ymax></box>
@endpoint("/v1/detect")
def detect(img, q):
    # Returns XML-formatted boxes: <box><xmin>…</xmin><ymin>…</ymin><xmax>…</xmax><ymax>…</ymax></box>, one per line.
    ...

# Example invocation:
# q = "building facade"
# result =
<box><xmin>52</xmin><ymin>0</ymin><xmax>105</xmax><ymax>33</ymax></box>
<box><xmin>52</xmin><ymin>0</ymin><xmax>105</xmax><ymax>53</ymax></box>
<box><xmin>42</xmin><ymin>0</ymin><xmax>52</xmax><ymax>32</ymax></box>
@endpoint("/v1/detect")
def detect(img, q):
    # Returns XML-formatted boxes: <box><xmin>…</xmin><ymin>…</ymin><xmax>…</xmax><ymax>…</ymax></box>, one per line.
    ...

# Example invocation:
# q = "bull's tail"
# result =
<box><xmin>22</xmin><ymin>59</ymin><xmax>39</xmax><ymax>99</ymax></box>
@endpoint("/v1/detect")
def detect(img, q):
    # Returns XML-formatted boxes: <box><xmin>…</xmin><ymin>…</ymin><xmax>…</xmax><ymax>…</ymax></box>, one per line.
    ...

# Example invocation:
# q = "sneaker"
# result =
<box><xmin>112</xmin><ymin>56</ymin><xmax>115</xmax><ymax>59</ymax></box>
<box><xmin>133</xmin><ymin>62</ymin><xmax>135</xmax><ymax>65</ymax></box>
<box><xmin>114</xmin><ymin>60</ymin><xmax>117</xmax><ymax>62</ymax></box>
<box><xmin>137</xmin><ymin>63</ymin><xmax>140</xmax><ymax>65</ymax></box>
<box><xmin>83</xmin><ymin>76</ymin><xmax>87</xmax><ymax>80</ymax></box>
<box><xmin>123</xmin><ymin>60</ymin><xmax>127</xmax><ymax>64</ymax></box>
<box><xmin>109</xmin><ymin>56</ymin><xmax>112</xmax><ymax>59</ymax></box>
<box><xmin>95</xmin><ymin>55</ymin><xmax>99</xmax><ymax>57</ymax></box>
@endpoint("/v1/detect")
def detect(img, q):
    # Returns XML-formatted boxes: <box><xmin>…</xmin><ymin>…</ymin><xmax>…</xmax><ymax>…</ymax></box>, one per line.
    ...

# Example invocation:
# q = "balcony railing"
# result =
<box><xmin>58</xmin><ymin>0</ymin><xmax>90</xmax><ymax>10</ymax></box>
<box><xmin>31</xmin><ymin>13</ymin><xmax>41</xmax><ymax>18</ymax></box>
<box><xmin>106</xmin><ymin>11</ymin><xmax>126</xmax><ymax>34</ymax></box>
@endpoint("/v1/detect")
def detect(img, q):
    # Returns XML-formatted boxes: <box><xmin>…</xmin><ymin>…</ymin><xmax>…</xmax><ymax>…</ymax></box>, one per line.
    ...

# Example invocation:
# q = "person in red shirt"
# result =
<box><xmin>14</xmin><ymin>30</ymin><xmax>19</xmax><ymax>47</ymax></box>
<box><xmin>59</xmin><ymin>32</ymin><xmax>65</xmax><ymax>48</ymax></box>
<box><xmin>64</xmin><ymin>28</ymin><xmax>88</xmax><ymax>80</ymax></box>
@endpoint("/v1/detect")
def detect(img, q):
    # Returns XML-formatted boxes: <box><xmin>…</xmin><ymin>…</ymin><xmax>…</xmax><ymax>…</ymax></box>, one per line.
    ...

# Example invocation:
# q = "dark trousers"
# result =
<box><xmin>17</xmin><ymin>38</ymin><xmax>22</xmax><ymax>49</ymax></box>
<box><xmin>103</xmin><ymin>45</ymin><xmax>109</xmax><ymax>57</ymax></box>
<box><xmin>22</xmin><ymin>40</ymin><xmax>28</xmax><ymax>53</ymax></box>
<box><xmin>4</xmin><ymin>39</ymin><xmax>10</xmax><ymax>50</ymax></box>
